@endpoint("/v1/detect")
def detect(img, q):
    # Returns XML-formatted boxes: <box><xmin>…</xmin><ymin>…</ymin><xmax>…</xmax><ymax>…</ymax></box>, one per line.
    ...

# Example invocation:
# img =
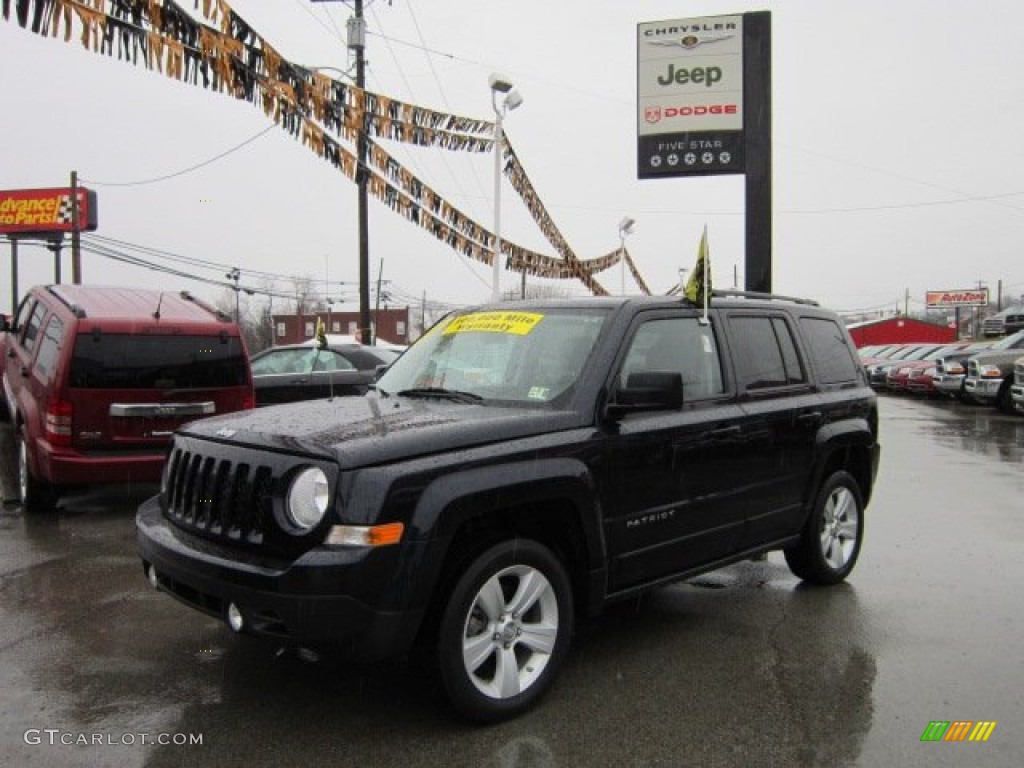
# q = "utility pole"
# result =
<box><xmin>226</xmin><ymin>267</ymin><xmax>241</xmax><ymax>323</ymax></box>
<box><xmin>352</xmin><ymin>0</ymin><xmax>371</xmax><ymax>345</ymax></box>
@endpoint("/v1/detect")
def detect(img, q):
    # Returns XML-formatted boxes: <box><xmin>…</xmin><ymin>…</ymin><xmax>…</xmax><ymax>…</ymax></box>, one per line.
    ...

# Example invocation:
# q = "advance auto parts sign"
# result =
<box><xmin>637</xmin><ymin>14</ymin><xmax>744</xmax><ymax>178</ymax></box>
<box><xmin>0</xmin><ymin>187</ymin><xmax>99</xmax><ymax>235</ymax></box>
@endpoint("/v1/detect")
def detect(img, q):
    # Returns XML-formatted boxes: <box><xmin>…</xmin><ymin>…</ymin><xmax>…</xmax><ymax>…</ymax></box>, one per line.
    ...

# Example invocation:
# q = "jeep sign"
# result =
<box><xmin>637</xmin><ymin>14</ymin><xmax>744</xmax><ymax>178</ymax></box>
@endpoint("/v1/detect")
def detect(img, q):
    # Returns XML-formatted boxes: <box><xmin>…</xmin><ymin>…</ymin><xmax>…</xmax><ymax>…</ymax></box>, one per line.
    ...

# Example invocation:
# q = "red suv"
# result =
<box><xmin>2</xmin><ymin>285</ymin><xmax>255</xmax><ymax>511</ymax></box>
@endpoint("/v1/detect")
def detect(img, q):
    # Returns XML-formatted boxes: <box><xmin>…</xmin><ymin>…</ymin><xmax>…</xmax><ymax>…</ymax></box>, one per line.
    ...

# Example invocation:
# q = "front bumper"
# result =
<box><xmin>136</xmin><ymin>496</ymin><xmax>428</xmax><ymax>660</ymax></box>
<box><xmin>963</xmin><ymin>377</ymin><xmax>1003</xmax><ymax>402</ymax></box>
<box><xmin>1011</xmin><ymin>384</ymin><xmax>1024</xmax><ymax>413</ymax></box>
<box><xmin>933</xmin><ymin>374</ymin><xmax>965</xmax><ymax>395</ymax></box>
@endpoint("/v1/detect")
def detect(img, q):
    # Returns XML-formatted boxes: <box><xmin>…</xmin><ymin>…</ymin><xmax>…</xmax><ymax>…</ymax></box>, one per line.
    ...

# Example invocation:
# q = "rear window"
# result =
<box><xmin>69</xmin><ymin>334</ymin><xmax>248</xmax><ymax>389</ymax></box>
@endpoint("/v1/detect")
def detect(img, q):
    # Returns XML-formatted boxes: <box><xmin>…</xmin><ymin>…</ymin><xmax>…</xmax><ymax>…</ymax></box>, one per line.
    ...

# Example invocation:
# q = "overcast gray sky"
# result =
<box><xmin>2</xmin><ymin>0</ymin><xmax>1023</xmax><ymax>318</ymax></box>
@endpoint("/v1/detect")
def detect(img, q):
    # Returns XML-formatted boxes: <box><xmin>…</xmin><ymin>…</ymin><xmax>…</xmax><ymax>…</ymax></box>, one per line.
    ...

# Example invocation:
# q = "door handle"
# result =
<box><xmin>708</xmin><ymin>425</ymin><xmax>741</xmax><ymax>439</ymax></box>
<box><xmin>797</xmin><ymin>411</ymin><xmax>822</xmax><ymax>425</ymax></box>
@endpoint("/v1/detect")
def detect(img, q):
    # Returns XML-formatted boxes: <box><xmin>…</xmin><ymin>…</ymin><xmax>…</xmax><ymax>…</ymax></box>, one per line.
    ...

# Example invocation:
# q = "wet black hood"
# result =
<box><xmin>180</xmin><ymin>393</ymin><xmax>583</xmax><ymax>468</ymax></box>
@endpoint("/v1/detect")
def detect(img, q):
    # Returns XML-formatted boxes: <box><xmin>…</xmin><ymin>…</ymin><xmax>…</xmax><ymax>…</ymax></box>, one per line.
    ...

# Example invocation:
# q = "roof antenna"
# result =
<box><xmin>153</xmin><ymin>292</ymin><xmax>164</xmax><ymax>320</ymax></box>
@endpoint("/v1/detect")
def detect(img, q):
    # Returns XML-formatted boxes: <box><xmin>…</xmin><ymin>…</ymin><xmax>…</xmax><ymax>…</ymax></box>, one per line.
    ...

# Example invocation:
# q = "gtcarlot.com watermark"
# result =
<box><xmin>24</xmin><ymin>729</ymin><xmax>203</xmax><ymax>747</ymax></box>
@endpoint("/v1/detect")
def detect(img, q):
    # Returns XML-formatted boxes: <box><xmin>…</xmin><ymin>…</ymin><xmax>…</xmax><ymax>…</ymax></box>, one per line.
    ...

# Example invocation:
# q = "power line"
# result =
<box><xmin>81</xmin><ymin>125</ymin><xmax>277</xmax><ymax>187</ymax></box>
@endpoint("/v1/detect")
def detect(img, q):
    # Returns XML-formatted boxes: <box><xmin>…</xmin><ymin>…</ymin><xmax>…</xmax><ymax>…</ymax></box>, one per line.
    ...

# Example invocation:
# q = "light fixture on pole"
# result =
<box><xmin>618</xmin><ymin>217</ymin><xmax>635</xmax><ymax>296</ymax></box>
<box><xmin>489</xmin><ymin>73</ymin><xmax>523</xmax><ymax>303</ymax></box>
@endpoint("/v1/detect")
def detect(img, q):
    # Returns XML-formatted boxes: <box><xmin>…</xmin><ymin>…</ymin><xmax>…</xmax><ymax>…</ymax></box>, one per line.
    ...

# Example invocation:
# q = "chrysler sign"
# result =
<box><xmin>637</xmin><ymin>14</ymin><xmax>744</xmax><ymax>178</ymax></box>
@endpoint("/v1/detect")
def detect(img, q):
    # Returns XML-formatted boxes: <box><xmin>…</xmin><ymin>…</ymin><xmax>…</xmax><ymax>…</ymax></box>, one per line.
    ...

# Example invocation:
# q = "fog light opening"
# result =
<box><xmin>146</xmin><ymin>564</ymin><xmax>159</xmax><ymax>589</ymax></box>
<box><xmin>227</xmin><ymin>603</ymin><xmax>245</xmax><ymax>633</ymax></box>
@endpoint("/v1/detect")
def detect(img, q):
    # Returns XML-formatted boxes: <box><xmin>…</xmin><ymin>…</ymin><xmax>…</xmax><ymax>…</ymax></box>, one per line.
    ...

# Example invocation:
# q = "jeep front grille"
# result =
<box><xmin>163</xmin><ymin>447</ymin><xmax>273</xmax><ymax>546</ymax></box>
<box><xmin>967</xmin><ymin>360</ymin><xmax>980</xmax><ymax>378</ymax></box>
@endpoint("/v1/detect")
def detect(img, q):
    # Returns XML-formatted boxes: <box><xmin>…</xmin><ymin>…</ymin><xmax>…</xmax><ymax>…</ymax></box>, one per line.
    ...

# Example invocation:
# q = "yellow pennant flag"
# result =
<box><xmin>684</xmin><ymin>226</ymin><xmax>711</xmax><ymax>305</ymax></box>
<box><xmin>314</xmin><ymin>317</ymin><xmax>328</xmax><ymax>350</ymax></box>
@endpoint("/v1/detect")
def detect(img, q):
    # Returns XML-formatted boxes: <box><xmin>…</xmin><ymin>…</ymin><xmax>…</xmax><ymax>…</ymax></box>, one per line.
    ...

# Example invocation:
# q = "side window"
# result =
<box><xmin>773</xmin><ymin>317</ymin><xmax>806</xmax><ymax>384</ymax></box>
<box><xmin>21</xmin><ymin>302</ymin><xmax>48</xmax><ymax>355</ymax></box>
<box><xmin>11</xmin><ymin>296</ymin><xmax>35</xmax><ymax>339</ymax></box>
<box><xmin>730</xmin><ymin>315</ymin><xmax>806</xmax><ymax>390</ymax></box>
<box><xmin>34</xmin><ymin>316</ymin><xmax>65</xmax><ymax>381</ymax></box>
<box><xmin>619</xmin><ymin>317</ymin><xmax>724</xmax><ymax>399</ymax></box>
<box><xmin>800</xmin><ymin>317</ymin><xmax>860</xmax><ymax>384</ymax></box>
<box><xmin>313</xmin><ymin>351</ymin><xmax>356</xmax><ymax>372</ymax></box>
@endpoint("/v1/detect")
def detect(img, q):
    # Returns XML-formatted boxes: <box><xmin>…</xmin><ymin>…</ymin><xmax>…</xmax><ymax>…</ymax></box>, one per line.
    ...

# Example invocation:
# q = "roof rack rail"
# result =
<box><xmin>179</xmin><ymin>290</ymin><xmax>233</xmax><ymax>322</ymax></box>
<box><xmin>711</xmin><ymin>289</ymin><xmax>819</xmax><ymax>307</ymax></box>
<box><xmin>46</xmin><ymin>285</ymin><xmax>87</xmax><ymax>318</ymax></box>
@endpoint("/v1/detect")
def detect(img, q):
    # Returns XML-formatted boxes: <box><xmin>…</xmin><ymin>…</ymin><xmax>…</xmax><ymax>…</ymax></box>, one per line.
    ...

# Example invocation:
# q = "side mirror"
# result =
<box><xmin>373</xmin><ymin>364</ymin><xmax>390</xmax><ymax>381</ymax></box>
<box><xmin>605</xmin><ymin>371</ymin><xmax>683</xmax><ymax>420</ymax></box>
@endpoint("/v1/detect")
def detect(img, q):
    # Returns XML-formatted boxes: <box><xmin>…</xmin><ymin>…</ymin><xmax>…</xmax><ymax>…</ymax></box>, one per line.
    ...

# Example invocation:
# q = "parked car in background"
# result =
<box><xmin>2</xmin><ymin>285</ymin><xmax>254</xmax><ymax>512</ymax></box>
<box><xmin>885</xmin><ymin>343</ymin><xmax>971</xmax><ymax>393</ymax></box>
<box><xmin>1010</xmin><ymin>356</ymin><xmax>1024</xmax><ymax>414</ymax></box>
<box><xmin>981</xmin><ymin>305</ymin><xmax>1024</xmax><ymax>338</ymax></box>
<box><xmin>865</xmin><ymin>344</ymin><xmax>940</xmax><ymax>388</ymax></box>
<box><xmin>962</xmin><ymin>330</ymin><xmax>1024</xmax><ymax>412</ymax></box>
<box><xmin>932</xmin><ymin>341</ymin><xmax>996</xmax><ymax>399</ymax></box>
<box><xmin>249</xmin><ymin>342</ymin><xmax>399</xmax><ymax>405</ymax></box>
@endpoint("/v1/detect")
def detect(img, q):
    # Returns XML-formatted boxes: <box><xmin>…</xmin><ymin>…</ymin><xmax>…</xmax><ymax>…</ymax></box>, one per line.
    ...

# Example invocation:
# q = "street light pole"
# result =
<box><xmin>618</xmin><ymin>217</ymin><xmax>635</xmax><ymax>297</ymax></box>
<box><xmin>489</xmin><ymin>74</ymin><xmax>523</xmax><ymax>303</ymax></box>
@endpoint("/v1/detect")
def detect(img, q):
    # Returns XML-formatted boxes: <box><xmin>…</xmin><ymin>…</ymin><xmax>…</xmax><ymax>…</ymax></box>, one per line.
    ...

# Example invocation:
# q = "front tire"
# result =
<box><xmin>436</xmin><ymin>539</ymin><xmax>573</xmax><ymax>723</ymax></box>
<box><xmin>18</xmin><ymin>430</ymin><xmax>57</xmax><ymax>513</ymax></box>
<box><xmin>996</xmin><ymin>381</ymin><xmax>1015</xmax><ymax>415</ymax></box>
<box><xmin>785</xmin><ymin>470</ymin><xmax>863</xmax><ymax>585</ymax></box>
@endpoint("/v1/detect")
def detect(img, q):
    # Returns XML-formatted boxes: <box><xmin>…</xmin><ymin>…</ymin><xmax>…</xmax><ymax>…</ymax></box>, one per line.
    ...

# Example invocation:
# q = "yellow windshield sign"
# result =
<box><xmin>443</xmin><ymin>312</ymin><xmax>544</xmax><ymax>336</ymax></box>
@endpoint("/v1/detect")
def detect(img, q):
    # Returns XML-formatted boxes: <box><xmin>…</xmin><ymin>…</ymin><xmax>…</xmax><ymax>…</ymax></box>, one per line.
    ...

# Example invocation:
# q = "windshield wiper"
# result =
<box><xmin>396</xmin><ymin>387</ymin><xmax>484</xmax><ymax>403</ymax></box>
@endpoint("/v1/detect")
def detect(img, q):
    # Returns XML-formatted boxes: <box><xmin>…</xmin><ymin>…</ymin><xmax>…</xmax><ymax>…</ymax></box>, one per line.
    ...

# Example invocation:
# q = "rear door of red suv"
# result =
<box><xmin>64</xmin><ymin>326</ymin><xmax>252</xmax><ymax>452</ymax></box>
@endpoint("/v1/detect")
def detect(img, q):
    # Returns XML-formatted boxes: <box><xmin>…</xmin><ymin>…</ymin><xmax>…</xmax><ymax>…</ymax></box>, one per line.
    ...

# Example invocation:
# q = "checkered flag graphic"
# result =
<box><xmin>56</xmin><ymin>195</ymin><xmax>73</xmax><ymax>224</ymax></box>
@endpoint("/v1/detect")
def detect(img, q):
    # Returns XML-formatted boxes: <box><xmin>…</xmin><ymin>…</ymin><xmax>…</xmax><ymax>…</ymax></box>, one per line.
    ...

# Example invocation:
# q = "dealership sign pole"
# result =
<box><xmin>637</xmin><ymin>11</ymin><xmax>771</xmax><ymax>292</ymax></box>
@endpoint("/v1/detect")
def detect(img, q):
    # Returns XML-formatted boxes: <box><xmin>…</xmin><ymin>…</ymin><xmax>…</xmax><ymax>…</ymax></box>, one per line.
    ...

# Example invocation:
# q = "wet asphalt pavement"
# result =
<box><xmin>0</xmin><ymin>395</ymin><xmax>1022</xmax><ymax>767</ymax></box>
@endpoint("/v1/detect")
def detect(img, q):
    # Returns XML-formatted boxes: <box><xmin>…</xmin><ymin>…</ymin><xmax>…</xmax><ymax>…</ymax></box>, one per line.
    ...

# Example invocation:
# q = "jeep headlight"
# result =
<box><xmin>286</xmin><ymin>467</ymin><xmax>329</xmax><ymax>531</ymax></box>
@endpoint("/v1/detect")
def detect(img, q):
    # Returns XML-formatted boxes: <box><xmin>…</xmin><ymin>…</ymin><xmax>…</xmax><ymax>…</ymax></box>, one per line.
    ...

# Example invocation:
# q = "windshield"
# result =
<box><xmin>376</xmin><ymin>308</ymin><xmax>610</xmax><ymax>404</ymax></box>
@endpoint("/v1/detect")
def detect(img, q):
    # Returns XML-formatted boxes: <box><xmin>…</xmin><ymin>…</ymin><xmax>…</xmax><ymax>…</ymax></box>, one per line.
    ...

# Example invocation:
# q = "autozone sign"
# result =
<box><xmin>925</xmin><ymin>289</ymin><xmax>989</xmax><ymax>308</ymax></box>
<box><xmin>0</xmin><ymin>187</ymin><xmax>98</xmax><ymax>235</ymax></box>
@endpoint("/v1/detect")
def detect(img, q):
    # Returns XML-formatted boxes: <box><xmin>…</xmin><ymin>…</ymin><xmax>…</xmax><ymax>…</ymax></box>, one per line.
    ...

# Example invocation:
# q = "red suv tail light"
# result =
<box><xmin>242</xmin><ymin>391</ymin><xmax>256</xmax><ymax>410</ymax></box>
<box><xmin>45</xmin><ymin>400</ymin><xmax>73</xmax><ymax>447</ymax></box>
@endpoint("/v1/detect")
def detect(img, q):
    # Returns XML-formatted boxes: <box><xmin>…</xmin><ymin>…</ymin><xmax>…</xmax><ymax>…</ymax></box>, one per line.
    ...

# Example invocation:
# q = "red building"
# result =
<box><xmin>846</xmin><ymin>316</ymin><xmax>955</xmax><ymax>347</ymax></box>
<box><xmin>272</xmin><ymin>306</ymin><xmax>411</xmax><ymax>345</ymax></box>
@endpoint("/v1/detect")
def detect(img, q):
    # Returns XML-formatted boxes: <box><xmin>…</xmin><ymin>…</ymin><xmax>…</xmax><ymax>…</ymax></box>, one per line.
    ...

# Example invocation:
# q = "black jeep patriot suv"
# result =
<box><xmin>137</xmin><ymin>292</ymin><xmax>880</xmax><ymax>722</ymax></box>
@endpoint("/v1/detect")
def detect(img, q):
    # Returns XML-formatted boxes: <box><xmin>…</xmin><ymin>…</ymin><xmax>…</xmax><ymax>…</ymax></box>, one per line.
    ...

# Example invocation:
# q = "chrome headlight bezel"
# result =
<box><xmin>285</xmin><ymin>466</ymin><xmax>330</xmax><ymax>532</ymax></box>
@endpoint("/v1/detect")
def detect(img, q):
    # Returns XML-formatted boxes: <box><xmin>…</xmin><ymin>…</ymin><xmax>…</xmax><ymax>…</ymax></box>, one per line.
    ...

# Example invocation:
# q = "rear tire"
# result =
<box><xmin>18</xmin><ymin>430</ymin><xmax>57</xmax><ymax>513</ymax></box>
<box><xmin>785</xmin><ymin>471</ymin><xmax>863</xmax><ymax>585</ymax></box>
<box><xmin>436</xmin><ymin>539</ymin><xmax>573</xmax><ymax>723</ymax></box>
